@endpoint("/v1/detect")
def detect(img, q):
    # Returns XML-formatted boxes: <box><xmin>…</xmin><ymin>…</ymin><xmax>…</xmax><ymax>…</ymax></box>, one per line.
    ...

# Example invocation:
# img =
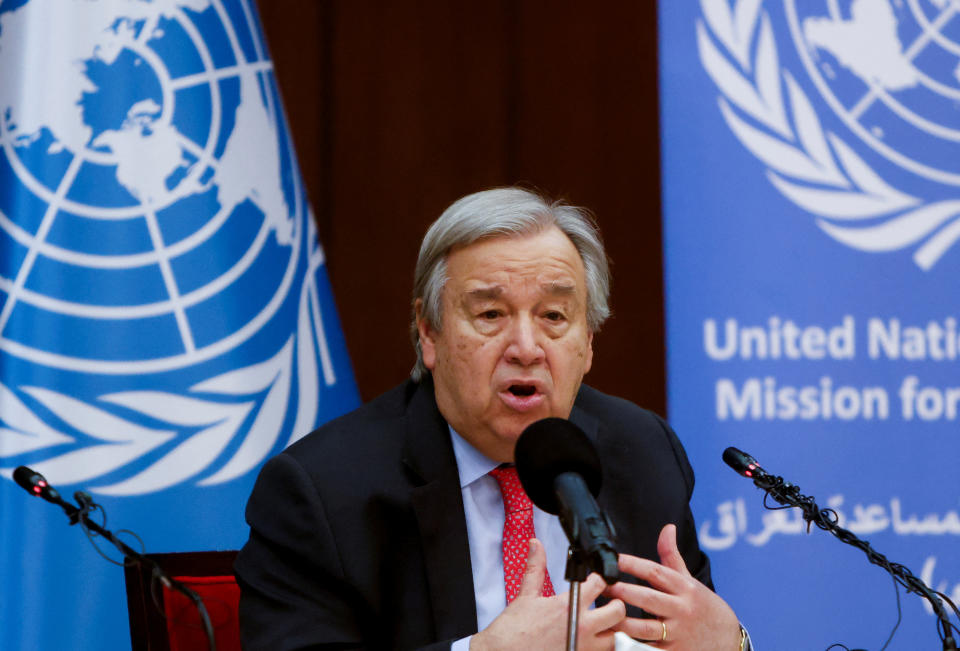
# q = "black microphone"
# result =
<box><xmin>514</xmin><ymin>418</ymin><xmax>619</xmax><ymax>584</ymax></box>
<box><xmin>722</xmin><ymin>447</ymin><xmax>769</xmax><ymax>480</ymax></box>
<box><xmin>13</xmin><ymin>468</ymin><xmax>217</xmax><ymax>648</ymax></box>
<box><xmin>13</xmin><ymin>466</ymin><xmax>80</xmax><ymax>521</ymax></box>
<box><xmin>722</xmin><ymin>447</ymin><xmax>959</xmax><ymax>650</ymax></box>
<box><xmin>13</xmin><ymin>466</ymin><xmax>62</xmax><ymax>502</ymax></box>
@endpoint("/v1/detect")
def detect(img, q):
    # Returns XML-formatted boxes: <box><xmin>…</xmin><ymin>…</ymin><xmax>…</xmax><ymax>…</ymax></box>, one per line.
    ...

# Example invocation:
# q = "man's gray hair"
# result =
<box><xmin>410</xmin><ymin>187</ymin><xmax>611</xmax><ymax>381</ymax></box>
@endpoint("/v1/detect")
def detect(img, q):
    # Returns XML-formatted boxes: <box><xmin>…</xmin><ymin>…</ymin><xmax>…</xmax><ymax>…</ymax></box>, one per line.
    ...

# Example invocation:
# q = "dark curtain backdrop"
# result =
<box><xmin>257</xmin><ymin>0</ymin><xmax>666</xmax><ymax>415</ymax></box>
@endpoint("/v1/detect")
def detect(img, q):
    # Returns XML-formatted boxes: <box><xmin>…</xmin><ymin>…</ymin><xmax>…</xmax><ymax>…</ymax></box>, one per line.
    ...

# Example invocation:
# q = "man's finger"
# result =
<box><xmin>612</xmin><ymin>616</ymin><xmax>669</xmax><ymax>643</ymax></box>
<box><xmin>657</xmin><ymin>524</ymin><xmax>692</xmax><ymax>578</ymax></box>
<box><xmin>577</xmin><ymin>572</ymin><xmax>609</xmax><ymax>607</ymax></box>
<box><xmin>516</xmin><ymin>538</ymin><xmax>548</xmax><ymax>598</ymax></box>
<box><xmin>616</xmin><ymin>554</ymin><xmax>685</xmax><ymax>594</ymax></box>
<box><xmin>583</xmin><ymin>596</ymin><xmax>626</xmax><ymax>632</ymax></box>
<box><xmin>603</xmin><ymin>580</ymin><xmax>681</xmax><ymax>618</ymax></box>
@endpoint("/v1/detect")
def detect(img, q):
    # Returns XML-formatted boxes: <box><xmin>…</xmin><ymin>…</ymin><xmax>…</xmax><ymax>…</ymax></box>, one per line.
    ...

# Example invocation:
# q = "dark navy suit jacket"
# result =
<box><xmin>235</xmin><ymin>377</ymin><xmax>712</xmax><ymax>650</ymax></box>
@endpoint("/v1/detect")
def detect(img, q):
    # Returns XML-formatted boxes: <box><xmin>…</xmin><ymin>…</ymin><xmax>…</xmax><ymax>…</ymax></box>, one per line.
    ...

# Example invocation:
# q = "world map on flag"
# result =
<box><xmin>0</xmin><ymin>0</ymin><xmax>297</xmax><ymax>372</ymax></box>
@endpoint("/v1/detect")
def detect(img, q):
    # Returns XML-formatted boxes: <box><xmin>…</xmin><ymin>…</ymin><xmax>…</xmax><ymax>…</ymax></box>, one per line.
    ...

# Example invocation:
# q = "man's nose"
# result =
<box><xmin>504</xmin><ymin>315</ymin><xmax>544</xmax><ymax>366</ymax></box>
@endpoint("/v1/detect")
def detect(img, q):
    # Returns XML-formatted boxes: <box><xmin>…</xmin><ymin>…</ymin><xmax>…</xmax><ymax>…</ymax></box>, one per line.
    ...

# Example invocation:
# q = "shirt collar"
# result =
<box><xmin>448</xmin><ymin>425</ymin><xmax>499</xmax><ymax>488</ymax></box>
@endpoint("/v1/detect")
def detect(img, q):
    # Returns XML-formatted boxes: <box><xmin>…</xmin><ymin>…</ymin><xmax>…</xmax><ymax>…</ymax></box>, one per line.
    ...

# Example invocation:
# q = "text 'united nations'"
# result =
<box><xmin>701</xmin><ymin>316</ymin><xmax>960</xmax><ymax>422</ymax></box>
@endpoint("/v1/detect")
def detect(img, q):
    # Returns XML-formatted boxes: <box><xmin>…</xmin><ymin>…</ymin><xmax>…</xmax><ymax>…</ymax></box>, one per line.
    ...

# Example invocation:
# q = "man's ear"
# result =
<box><xmin>415</xmin><ymin>298</ymin><xmax>437</xmax><ymax>370</ymax></box>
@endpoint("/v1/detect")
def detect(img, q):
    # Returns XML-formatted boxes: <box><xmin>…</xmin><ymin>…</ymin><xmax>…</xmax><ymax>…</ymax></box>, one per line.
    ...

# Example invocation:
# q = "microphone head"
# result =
<box><xmin>514</xmin><ymin>418</ymin><xmax>602</xmax><ymax>515</ymax></box>
<box><xmin>13</xmin><ymin>466</ymin><xmax>47</xmax><ymax>496</ymax></box>
<box><xmin>723</xmin><ymin>447</ymin><xmax>764</xmax><ymax>478</ymax></box>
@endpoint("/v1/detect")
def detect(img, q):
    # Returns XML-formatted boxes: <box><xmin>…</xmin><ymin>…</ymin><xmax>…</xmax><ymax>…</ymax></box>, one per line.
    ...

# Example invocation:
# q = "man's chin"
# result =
<box><xmin>486</xmin><ymin>408</ymin><xmax>565</xmax><ymax>460</ymax></box>
<box><xmin>497</xmin><ymin>412</ymin><xmax>551</xmax><ymax>442</ymax></box>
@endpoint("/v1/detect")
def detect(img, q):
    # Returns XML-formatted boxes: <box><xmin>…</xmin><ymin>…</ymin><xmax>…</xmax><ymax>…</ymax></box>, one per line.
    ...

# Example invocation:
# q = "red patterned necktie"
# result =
<box><xmin>488</xmin><ymin>465</ymin><xmax>555</xmax><ymax>602</ymax></box>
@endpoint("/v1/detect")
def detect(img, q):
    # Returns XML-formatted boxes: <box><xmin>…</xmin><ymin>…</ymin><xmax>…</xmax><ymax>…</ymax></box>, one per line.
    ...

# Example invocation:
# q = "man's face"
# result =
<box><xmin>417</xmin><ymin>226</ymin><xmax>594</xmax><ymax>462</ymax></box>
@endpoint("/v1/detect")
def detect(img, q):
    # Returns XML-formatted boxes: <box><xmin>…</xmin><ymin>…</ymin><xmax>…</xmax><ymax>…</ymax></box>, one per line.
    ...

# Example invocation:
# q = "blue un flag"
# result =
<box><xmin>0</xmin><ymin>1</ymin><xmax>360</xmax><ymax>648</ymax></box>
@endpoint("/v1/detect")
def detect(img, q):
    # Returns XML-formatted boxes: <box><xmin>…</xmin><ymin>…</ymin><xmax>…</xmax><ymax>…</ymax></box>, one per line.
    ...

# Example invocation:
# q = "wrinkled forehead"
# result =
<box><xmin>445</xmin><ymin>226</ymin><xmax>587</xmax><ymax>291</ymax></box>
<box><xmin>444</xmin><ymin>218</ymin><xmax>550</xmax><ymax>255</ymax></box>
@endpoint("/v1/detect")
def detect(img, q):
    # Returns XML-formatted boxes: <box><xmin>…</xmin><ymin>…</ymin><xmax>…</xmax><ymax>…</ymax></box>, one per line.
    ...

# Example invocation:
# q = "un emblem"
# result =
<box><xmin>0</xmin><ymin>0</ymin><xmax>345</xmax><ymax>494</ymax></box>
<box><xmin>698</xmin><ymin>0</ymin><xmax>960</xmax><ymax>269</ymax></box>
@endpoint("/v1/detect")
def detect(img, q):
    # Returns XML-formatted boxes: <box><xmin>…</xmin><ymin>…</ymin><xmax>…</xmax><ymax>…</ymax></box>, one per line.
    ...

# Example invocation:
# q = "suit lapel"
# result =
<box><xmin>571</xmin><ymin>400</ymin><xmax>612</xmax><ymax>517</ymax></box>
<box><xmin>569</xmin><ymin>401</ymin><xmax>599</xmax><ymax>444</ymax></box>
<box><xmin>402</xmin><ymin>380</ymin><xmax>478</xmax><ymax>641</ymax></box>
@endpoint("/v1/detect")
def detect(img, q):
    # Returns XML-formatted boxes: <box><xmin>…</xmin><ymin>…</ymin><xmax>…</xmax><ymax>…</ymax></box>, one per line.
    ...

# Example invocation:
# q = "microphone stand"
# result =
<box><xmin>747</xmin><ymin>470</ymin><xmax>958</xmax><ymax>651</ymax></box>
<box><xmin>563</xmin><ymin>544</ymin><xmax>619</xmax><ymax>651</ymax></box>
<box><xmin>16</xmin><ymin>475</ymin><xmax>217</xmax><ymax>651</ymax></box>
<box><xmin>564</xmin><ymin>546</ymin><xmax>590</xmax><ymax>651</ymax></box>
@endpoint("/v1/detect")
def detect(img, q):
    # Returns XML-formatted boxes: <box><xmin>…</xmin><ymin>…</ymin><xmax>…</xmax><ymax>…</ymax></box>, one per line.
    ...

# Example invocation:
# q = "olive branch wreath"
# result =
<box><xmin>697</xmin><ymin>0</ymin><xmax>960</xmax><ymax>270</ymax></box>
<box><xmin>0</xmin><ymin>219</ymin><xmax>333</xmax><ymax>496</ymax></box>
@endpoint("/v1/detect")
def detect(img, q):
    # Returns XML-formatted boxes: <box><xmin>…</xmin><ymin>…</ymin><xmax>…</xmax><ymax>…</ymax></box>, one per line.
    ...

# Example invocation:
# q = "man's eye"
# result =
<box><xmin>544</xmin><ymin>311</ymin><xmax>565</xmax><ymax>322</ymax></box>
<box><xmin>481</xmin><ymin>310</ymin><xmax>501</xmax><ymax>319</ymax></box>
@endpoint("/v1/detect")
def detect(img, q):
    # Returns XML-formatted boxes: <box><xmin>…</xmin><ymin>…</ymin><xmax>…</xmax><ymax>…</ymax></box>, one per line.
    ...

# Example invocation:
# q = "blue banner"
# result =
<box><xmin>660</xmin><ymin>1</ymin><xmax>960</xmax><ymax>649</ymax></box>
<box><xmin>0</xmin><ymin>1</ymin><xmax>359</xmax><ymax>649</ymax></box>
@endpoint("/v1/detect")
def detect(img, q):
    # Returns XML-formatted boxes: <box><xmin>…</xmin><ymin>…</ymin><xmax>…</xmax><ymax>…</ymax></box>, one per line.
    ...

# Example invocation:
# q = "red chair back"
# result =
<box><xmin>125</xmin><ymin>551</ymin><xmax>240</xmax><ymax>651</ymax></box>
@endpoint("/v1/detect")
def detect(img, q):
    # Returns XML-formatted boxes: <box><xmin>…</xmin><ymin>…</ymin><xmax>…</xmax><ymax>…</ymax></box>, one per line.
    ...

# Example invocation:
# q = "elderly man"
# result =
<box><xmin>235</xmin><ymin>188</ymin><xmax>749</xmax><ymax>650</ymax></box>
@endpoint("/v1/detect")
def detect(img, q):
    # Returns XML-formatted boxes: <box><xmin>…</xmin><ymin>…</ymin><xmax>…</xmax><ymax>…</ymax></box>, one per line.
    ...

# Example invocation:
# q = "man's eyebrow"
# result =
<box><xmin>465</xmin><ymin>283</ymin><xmax>577</xmax><ymax>299</ymax></box>
<box><xmin>542</xmin><ymin>281</ymin><xmax>576</xmax><ymax>295</ymax></box>
<box><xmin>465</xmin><ymin>286</ymin><xmax>504</xmax><ymax>300</ymax></box>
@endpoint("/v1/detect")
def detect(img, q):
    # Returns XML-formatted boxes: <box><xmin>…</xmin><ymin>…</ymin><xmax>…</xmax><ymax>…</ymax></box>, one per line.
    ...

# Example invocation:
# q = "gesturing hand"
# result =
<box><xmin>471</xmin><ymin>539</ymin><xmax>626</xmax><ymax>651</ymax></box>
<box><xmin>603</xmin><ymin>524</ymin><xmax>742</xmax><ymax>650</ymax></box>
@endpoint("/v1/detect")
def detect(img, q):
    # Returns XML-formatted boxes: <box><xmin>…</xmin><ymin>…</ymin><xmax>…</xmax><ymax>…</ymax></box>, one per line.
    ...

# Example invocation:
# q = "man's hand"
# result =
<box><xmin>603</xmin><ymin>524</ymin><xmax>742</xmax><ymax>650</ymax></box>
<box><xmin>470</xmin><ymin>539</ymin><xmax>626</xmax><ymax>651</ymax></box>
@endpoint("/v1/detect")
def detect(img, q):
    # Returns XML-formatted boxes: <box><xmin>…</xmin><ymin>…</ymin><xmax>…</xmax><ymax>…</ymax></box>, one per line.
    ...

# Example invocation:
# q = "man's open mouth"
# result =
<box><xmin>500</xmin><ymin>383</ymin><xmax>544</xmax><ymax>412</ymax></box>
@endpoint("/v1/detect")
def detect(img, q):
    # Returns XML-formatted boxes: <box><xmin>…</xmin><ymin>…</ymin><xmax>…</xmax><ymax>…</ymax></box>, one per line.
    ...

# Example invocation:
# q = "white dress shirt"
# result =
<box><xmin>448</xmin><ymin>426</ymin><xmax>569</xmax><ymax>650</ymax></box>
